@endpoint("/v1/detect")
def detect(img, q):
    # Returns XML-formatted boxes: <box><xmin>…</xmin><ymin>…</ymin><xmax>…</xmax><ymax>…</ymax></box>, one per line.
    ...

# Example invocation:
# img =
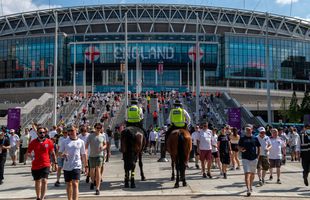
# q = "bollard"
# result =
<box><xmin>157</xmin><ymin>137</ymin><xmax>168</xmax><ymax>162</ymax></box>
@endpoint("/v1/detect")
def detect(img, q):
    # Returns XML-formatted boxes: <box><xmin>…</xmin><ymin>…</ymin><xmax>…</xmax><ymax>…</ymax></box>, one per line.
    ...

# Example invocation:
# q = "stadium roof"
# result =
<box><xmin>0</xmin><ymin>4</ymin><xmax>309</xmax><ymax>40</ymax></box>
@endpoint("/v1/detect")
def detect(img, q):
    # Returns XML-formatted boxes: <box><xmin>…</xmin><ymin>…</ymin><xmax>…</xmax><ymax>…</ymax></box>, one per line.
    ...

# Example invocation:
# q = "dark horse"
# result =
<box><xmin>166</xmin><ymin>129</ymin><xmax>192</xmax><ymax>188</ymax></box>
<box><xmin>120</xmin><ymin>126</ymin><xmax>146</xmax><ymax>188</ymax></box>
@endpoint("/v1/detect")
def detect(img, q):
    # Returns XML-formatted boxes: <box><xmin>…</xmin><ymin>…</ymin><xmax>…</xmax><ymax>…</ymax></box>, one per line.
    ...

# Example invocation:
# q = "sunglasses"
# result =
<box><xmin>38</xmin><ymin>131</ymin><xmax>45</xmax><ymax>134</ymax></box>
<box><xmin>68</xmin><ymin>129</ymin><xmax>74</xmax><ymax>132</ymax></box>
<box><xmin>96</xmin><ymin>127</ymin><xmax>102</xmax><ymax>129</ymax></box>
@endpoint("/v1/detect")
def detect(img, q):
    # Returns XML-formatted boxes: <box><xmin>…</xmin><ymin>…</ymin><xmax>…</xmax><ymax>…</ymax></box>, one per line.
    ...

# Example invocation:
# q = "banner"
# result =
<box><xmin>7</xmin><ymin>108</ymin><xmax>21</xmax><ymax>131</ymax></box>
<box><xmin>228</xmin><ymin>107</ymin><xmax>241</xmax><ymax>130</ymax></box>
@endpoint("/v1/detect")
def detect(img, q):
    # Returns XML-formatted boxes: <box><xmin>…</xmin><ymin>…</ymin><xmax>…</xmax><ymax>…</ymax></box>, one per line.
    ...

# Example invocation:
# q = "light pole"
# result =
<box><xmin>195</xmin><ymin>12</ymin><xmax>201</xmax><ymax>125</ymax></box>
<box><xmin>125</xmin><ymin>12</ymin><xmax>129</xmax><ymax>109</ymax></box>
<box><xmin>53</xmin><ymin>10</ymin><xmax>58</xmax><ymax>126</ymax></box>
<box><xmin>73</xmin><ymin>42</ymin><xmax>76</xmax><ymax>95</ymax></box>
<box><xmin>265</xmin><ymin>12</ymin><xmax>272</xmax><ymax>125</ymax></box>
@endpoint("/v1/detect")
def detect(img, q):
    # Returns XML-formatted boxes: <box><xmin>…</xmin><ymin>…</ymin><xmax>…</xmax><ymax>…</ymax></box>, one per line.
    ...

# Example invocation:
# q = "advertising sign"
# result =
<box><xmin>228</xmin><ymin>107</ymin><xmax>241</xmax><ymax>130</ymax></box>
<box><xmin>7</xmin><ymin>108</ymin><xmax>21</xmax><ymax>131</ymax></box>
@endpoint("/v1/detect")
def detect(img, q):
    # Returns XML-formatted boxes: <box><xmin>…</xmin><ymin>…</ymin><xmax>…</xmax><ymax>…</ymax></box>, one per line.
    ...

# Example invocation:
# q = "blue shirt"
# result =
<box><xmin>238</xmin><ymin>135</ymin><xmax>261</xmax><ymax>160</ymax></box>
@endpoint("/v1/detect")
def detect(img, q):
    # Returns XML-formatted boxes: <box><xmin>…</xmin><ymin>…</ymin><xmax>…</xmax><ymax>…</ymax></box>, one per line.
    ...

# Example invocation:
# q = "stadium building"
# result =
<box><xmin>0</xmin><ymin>4</ymin><xmax>309</xmax><ymax>92</ymax></box>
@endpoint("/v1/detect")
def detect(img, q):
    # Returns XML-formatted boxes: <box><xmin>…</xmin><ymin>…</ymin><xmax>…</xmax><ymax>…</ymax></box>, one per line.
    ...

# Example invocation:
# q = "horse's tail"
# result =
<box><xmin>177</xmin><ymin>131</ymin><xmax>185</xmax><ymax>170</ymax></box>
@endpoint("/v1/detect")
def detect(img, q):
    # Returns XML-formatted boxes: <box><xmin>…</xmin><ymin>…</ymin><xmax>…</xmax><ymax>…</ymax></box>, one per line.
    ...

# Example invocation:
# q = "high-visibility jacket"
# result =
<box><xmin>170</xmin><ymin>108</ymin><xmax>185</xmax><ymax>127</ymax></box>
<box><xmin>127</xmin><ymin>105</ymin><xmax>141</xmax><ymax>123</ymax></box>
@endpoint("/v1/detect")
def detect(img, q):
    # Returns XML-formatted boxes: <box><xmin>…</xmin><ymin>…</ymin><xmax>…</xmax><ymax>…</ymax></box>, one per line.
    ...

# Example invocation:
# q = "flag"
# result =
<box><xmin>158</xmin><ymin>62</ymin><xmax>163</xmax><ymax>74</ymax></box>
<box><xmin>15</xmin><ymin>59</ymin><xmax>19</xmax><ymax>71</ymax></box>
<box><xmin>40</xmin><ymin>59</ymin><xmax>45</xmax><ymax>71</ymax></box>
<box><xmin>31</xmin><ymin>60</ymin><xmax>36</xmax><ymax>71</ymax></box>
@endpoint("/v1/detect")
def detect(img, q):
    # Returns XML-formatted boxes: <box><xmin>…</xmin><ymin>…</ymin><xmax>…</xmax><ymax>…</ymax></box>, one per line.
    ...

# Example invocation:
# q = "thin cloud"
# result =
<box><xmin>0</xmin><ymin>0</ymin><xmax>61</xmax><ymax>16</ymax></box>
<box><xmin>276</xmin><ymin>0</ymin><xmax>299</xmax><ymax>5</ymax></box>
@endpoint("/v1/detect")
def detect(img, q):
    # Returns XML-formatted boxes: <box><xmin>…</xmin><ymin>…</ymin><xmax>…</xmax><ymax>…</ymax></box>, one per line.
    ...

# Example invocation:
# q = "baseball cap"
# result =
<box><xmin>258</xmin><ymin>127</ymin><xmax>266</xmax><ymax>132</ymax></box>
<box><xmin>9</xmin><ymin>129</ymin><xmax>15</xmax><ymax>133</ymax></box>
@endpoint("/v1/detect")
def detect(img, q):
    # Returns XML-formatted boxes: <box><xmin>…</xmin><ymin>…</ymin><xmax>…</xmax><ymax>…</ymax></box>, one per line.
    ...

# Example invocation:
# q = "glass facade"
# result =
<box><xmin>0</xmin><ymin>32</ymin><xmax>309</xmax><ymax>91</ymax></box>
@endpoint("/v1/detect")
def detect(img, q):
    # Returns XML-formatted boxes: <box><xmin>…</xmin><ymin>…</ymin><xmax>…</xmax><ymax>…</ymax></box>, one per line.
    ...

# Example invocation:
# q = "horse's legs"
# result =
<box><xmin>171</xmin><ymin>160</ymin><xmax>175</xmax><ymax>181</ymax></box>
<box><xmin>138</xmin><ymin>152</ymin><xmax>146</xmax><ymax>181</ymax></box>
<box><xmin>181</xmin><ymin>163</ymin><xmax>187</xmax><ymax>187</ymax></box>
<box><xmin>130</xmin><ymin>168</ymin><xmax>136</xmax><ymax>188</ymax></box>
<box><xmin>124</xmin><ymin>170</ymin><xmax>129</xmax><ymax>188</ymax></box>
<box><xmin>174</xmin><ymin>159</ymin><xmax>180</xmax><ymax>188</ymax></box>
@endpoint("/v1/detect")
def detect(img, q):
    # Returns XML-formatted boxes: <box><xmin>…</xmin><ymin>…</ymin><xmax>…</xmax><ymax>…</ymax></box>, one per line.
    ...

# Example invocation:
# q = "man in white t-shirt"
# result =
<box><xmin>78</xmin><ymin>124</ymin><xmax>90</xmax><ymax>182</ymax></box>
<box><xmin>269</xmin><ymin>128</ymin><xmax>285</xmax><ymax>184</ymax></box>
<box><xmin>197</xmin><ymin>123</ymin><xmax>216</xmax><ymax>178</ymax></box>
<box><xmin>59</xmin><ymin>124</ymin><xmax>87</xmax><ymax>200</ymax></box>
<box><xmin>9</xmin><ymin>129</ymin><xmax>19</xmax><ymax>166</ymax></box>
<box><xmin>20</xmin><ymin>128</ymin><xmax>30</xmax><ymax>165</ymax></box>
<box><xmin>191</xmin><ymin>125</ymin><xmax>200</xmax><ymax>169</ymax></box>
<box><xmin>149</xmin><ymin>129</ymin><xmax>158</xmax><ymax>155</ymax></box>
<box><xmin>29</xmin><ymin>127</ymin><xmax>37</xmax><ymax>142</ymax></box>
<box><xmin>256</xmin><ymin>127</ymin><xmax>272</xmax><ymax>186</ymax></box>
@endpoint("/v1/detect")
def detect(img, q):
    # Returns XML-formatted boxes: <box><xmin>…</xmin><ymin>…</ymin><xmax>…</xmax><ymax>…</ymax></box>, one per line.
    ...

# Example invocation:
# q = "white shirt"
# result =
<box><xmin>20</xmin><ymin>134</ymin><xmax>30</xmax><ymax>148</ymax></box>
<box><xmin>211</xmin><ymin>134</ymin><xmax>218</xmax><ymax>153</ymax></box>
<box><xmin>58</xmin><ymin>136</ymin><xmax>68</xmax><ymax>151</ymax></box>
<box><xmin>29</xmin><ymin>129</ymin><xmax>37</xmax><ymax>141</ymax></box>
<box><xmin>257</xmin><ymin>135</ymin><xmax>272</xmax><ymax>156</ymax></box>
<box><xmin>269</xmin><ymin>137</ymin><xmax>285</xmax><ymax>160</ymax></box>
<box><xmin>59</xmin><ymin>138</ymin><xmax>85</xmax><ymax>171</ymax></box>
<box><xmin>78</xmin><ymin>132</ymin><xmax>89</xmax><ymax>144</ymax></box>
<box><xmin>149</xmin><ymin>130</ymin><xmax>158</xmax><ymax>142</ymax></box>
<box><xmin>197</xmin><ymin>129</ymin><xmax>214</xmax><ymax>151</ymax></box>
<box><xmin>191</xmin><ymin>131</ymin><xmax>200</xmax><ymax>146</ymax></box>
<box><xmin>9</xmin><ymin>134</ymin><xmax>19</xmax><ymax>147</ymax></box>
<box><xmin>289</xmin><ymin>132</ymin><xmax>299</xmax><ymax>146</ymax></box>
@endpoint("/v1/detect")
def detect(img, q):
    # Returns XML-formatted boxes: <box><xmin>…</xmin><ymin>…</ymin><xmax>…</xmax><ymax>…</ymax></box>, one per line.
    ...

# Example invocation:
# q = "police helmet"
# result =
<box><xmin>131</xmin><ymin>98</ymin><xmax>138</xmax><ymax>105</ymax></box>
<box><xmin>173</xmin><ymin>100</ymin><xmax>182</xmax><ymax>107</ymax></box>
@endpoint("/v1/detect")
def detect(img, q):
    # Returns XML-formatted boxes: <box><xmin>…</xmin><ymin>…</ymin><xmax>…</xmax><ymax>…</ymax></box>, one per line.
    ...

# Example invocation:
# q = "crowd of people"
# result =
<box><xmin>0</xmin><ymin>91</ymin><xmax>310</xmax><ymax>200</ymax></box>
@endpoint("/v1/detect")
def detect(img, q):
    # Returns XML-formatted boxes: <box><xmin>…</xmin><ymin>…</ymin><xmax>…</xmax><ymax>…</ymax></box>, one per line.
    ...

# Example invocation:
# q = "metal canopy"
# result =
<box><xmin>0</xmin><ymin>4</ymin><xmax>309</xmax><ymax>40</ymax></box>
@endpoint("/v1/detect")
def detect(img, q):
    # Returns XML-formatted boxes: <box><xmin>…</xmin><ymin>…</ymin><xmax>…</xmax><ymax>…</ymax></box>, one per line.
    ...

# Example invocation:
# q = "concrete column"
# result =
<box><xmin>25</xmin><ymin>82</ymin><xmax>28</xmax><ymax>87</ymax></box>
<box><xmin>291</xmin><ymin>82</ymin><xmax>294</xmax><ymax>90</ymax></box>
<box><xmin>244</xmin><ymin>80</ymin><xmax>247</xmax><ymax>88</ymax></box>
<box><xmin>226</xmin><ymin>79</ymin><xmax>229</xmax><ymax>88</ymax></box>
<box><xmin>261</xmin><ymin>81</ymin><xmax>264</xmax><ymax>89</ymax></box>
<box><xmin>155</xmin><ymin>70</ymin><xmax>158</xmax><ymax>86</ymax></box>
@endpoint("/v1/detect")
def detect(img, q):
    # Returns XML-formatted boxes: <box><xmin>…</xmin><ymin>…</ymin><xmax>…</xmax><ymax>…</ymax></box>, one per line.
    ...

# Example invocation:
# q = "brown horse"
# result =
<box><xmin>120</xmin><ymin>126</ymin><xmax>146</xmax><ymax>188</ymax></box>
<box><xmin>166</xmin><ymin>128</ymin><xmax>192</xmax><ymax>188</ymax></box>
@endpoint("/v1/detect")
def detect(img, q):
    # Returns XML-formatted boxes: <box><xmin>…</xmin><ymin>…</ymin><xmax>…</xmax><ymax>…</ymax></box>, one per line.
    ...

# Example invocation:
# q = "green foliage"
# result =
<box><xmin>279</xmin><ymin>97</ymin><xmax>288</xmax><ymax>122</ymax></box>
<box><xmin>288</xmin><ymin>91</ymin><xmax>301</xmax><ymax>123</ymax></box>
<box><xmin>300</xmin><ymin>90</ymin><xmax>310</xmax><ymax>116</ymax></box>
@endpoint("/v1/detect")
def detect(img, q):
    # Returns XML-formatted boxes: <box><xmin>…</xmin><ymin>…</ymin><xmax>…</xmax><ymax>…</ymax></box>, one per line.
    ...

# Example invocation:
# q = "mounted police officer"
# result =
<box><xmin>126</xmin><ymin>98</ymin><xmax>147</xmax><ymax>135</ymax></box>
<box><xmin>296</xmin><ymin>124</ymin><xmax>310</xmax><ymax>186</ymax></box>
<box><xmin>165</xmin><ymin>100</ymin><xmax>191</xmax><ymax>142</ymax></box>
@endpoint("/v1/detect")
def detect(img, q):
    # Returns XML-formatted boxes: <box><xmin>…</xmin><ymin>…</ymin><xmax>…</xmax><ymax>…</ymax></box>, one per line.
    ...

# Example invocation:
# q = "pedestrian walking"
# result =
<box><xmin>27</xmin><ymin>126</ymin><xmax>57</xmax><ymax>200</ymax></box>
<box><xmin>0</xmin><ymin>131</ymin><xmax>10</xmax><ymax>185</ymax></box>
<box><xmin>59</xmin><ymin>124</ymin><xmax>87</xmax><ymax>200</ymax></box>
<box><xmin>86</xmin><ymin>123</ymin><xmax>106</xmax><ymax>195</ymax></box>
<box><xmin>20</xmin><ymin>128</ymin><xmax>30</xmax><ymax>165</ymax></box>
<box><xmin>218</xmin><ymin>128</ymin><xmax>232</xmax><ymax>179</ymax></box>
<box><xmin>9</xmin><ymin>129</ymin><xmax>19</xmax><ymax>166</ymax></box>
<box><xmin>238</xmin><ymin>124</ymin><xmax>261</xmax><ymax>197</ymax></box>
<box><xmin>55</xmin><ymin>127</ymin><xmax>69</xmax><ymax>187</ymax></box>
<box><xmin>296</xmin><ymin>124</ymin><xmax>310</xmax><ymax>187</ymax></box>
<box><xmin>230</xmin><ymin>127</ymin><xmax>240</xmax><ymax>170</ymax></box>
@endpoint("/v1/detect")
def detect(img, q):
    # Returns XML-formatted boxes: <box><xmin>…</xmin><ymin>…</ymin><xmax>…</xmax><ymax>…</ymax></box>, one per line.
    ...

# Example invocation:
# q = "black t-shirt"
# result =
<box><xmin>0</xmin><ymin>135</ymin><xmax>10</xmax><ymax>154</ymax></box>
<box><xmin>218</xmin><ymin>134</ymin><xmax>230</xmax><ymax>154</ymax></box>
<box><xmin>238</xmin><ymin>135</ymin><xmax>261</xmax><ymax>160</ymax></box>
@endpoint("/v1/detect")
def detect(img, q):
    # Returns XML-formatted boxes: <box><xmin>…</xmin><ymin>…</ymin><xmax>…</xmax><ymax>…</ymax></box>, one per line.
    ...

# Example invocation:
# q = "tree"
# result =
<box><xmin>279</xmin><ymin>97</ymin><xmax>289</xmax><ymax>123</ymax></box>
<box><xmin>288</xmin><ymin>91</ymin><xmax>301</xmax><ymax>123</ymax></box>
<box><xmin>300</xmin><ymin>90</ymin><xmax>310</xmax><ymax>116</ymax></box>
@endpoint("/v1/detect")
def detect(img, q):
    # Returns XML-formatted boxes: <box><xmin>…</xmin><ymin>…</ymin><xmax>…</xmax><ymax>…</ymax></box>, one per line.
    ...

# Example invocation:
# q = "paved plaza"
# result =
<box><xmin>0</xmin><ymin>147</ymin><xmax>309</xmax><ymax>200</ymax></box>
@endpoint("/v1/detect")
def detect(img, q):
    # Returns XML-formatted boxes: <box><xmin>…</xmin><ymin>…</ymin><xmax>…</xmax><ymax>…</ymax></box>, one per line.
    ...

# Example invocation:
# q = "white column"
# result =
<box><xmin>83</xmin><ymin>51</ymin><xmax>86</xmax><ymax>98</ymax></box>
<box><xmin>53</xmin><ymin>10</ymin><xmax>58</xmax><ymax>126</ymax></box>
<box><xmin>187</xmin><ymin>62</ymin><xmax>189</xmax><ymax>91</ymax></box>
<box><xmin>192</xmin><ymin>61</ymin><xmax>195</xmax><ymax>92</ymax></box>
<box><xmin>195</xmin><ymin>13</ymin><xmax>200</xmax><ymax>124</ymax></box>
<box><xmin>203</xmin><ymin>69</ymin><xmax>206</xmax><ymax>88</ymax></box>
<box><xmin>179</xmin><ymin>69</ymin><xmax>182</xmax><ymax>86</ymax></box>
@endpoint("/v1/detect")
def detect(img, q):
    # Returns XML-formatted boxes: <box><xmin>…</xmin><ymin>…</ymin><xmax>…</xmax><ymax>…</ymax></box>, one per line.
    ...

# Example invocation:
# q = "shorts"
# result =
<box><xmin>269</xmin><ymin>159</ymin><xmax>281</xmax><ymax>168</ymax></box>
<box><xmin>57</xmin><ymin>157</ymin><xmax>65</xmax><ymax>168</ymax></box>
<box><xmin>231</xmin><ymin>143</ymin><xmax>239</xmax><ymax>152</ymax></box>
<box><xmin>212</xmin><ymin>151</ymin><xmax>219</xmax><ymax>159</ymax></box>
<box><xmin>257</xmin><ymin>156</ymin><xmax>270</xmax><ymax>170</ymax></box>
<box><xmin>9</xmin><ymin>146</ymin><xmax>17</xmax><ymax>157</ymax></box>
<box><xmin>290</xmin><ymin>145</ymin><xmax>296</xmax><ymax>152</ymax></box>
<box><xmin>31</xmin><ymin>167</ymin><xmax>50</xmax><ymax>180</ymax></box>
<box><xmin>64</xmin><ymin>169</ymin><xmax>81</xmax><ymax>182</ymax></box>
<box><xmin>220</xmin><ymin>153</ymin><xmax>230</xmax><ymax>165</ymax></box>
<box><xmin>200</xmin><ymin>150</ymin><xmax>212</xmax><ymax>162</ymax></box>
<box><xmin>150</xmin><ymin>141</ymin><xmax>156</xmax><ymax>146</ymax></box>
<box><xmin>89</xmin><ymin>156</ymin><xmax>104</xmax><ymax>168</ymax></box>
<box><xmin>20</xmin><ymin>147</ymin><xmax>28</xmax><ymax>156</ymax></box>
<box><xmin>193</xmin><ymin>145</ymin><xmax>199</xmax><ymax>156</ymax></box>
<box><xmin>242</xmin><ymin>159</ymin><xmax>258</xmax><ymax>173</ymax></box>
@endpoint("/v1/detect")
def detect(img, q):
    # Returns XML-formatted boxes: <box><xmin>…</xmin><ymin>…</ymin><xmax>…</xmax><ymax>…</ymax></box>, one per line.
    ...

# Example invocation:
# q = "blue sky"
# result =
<box><xmin>2</xmin><ymin>0</ymin><xmax>310</xmax><ymax>21</ymax></box>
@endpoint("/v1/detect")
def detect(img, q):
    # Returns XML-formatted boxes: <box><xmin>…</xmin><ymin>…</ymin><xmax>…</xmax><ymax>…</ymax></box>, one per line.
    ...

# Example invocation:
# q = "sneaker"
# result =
<box><xmin>236</xmin><ymin>166</ymin><xmax>240</xmax><ymax>170</ymax></box>
<box><xmin>90</xmin><ymin>183</ymin><xmax>95</xmax><ymax>190</ymax></box>
<box><xmin>86</xmin><ymin>176</ymin><xmax>89</xmax><ymax>183</ymax></box>
<box><xmin>24</xmin><ymin>162</ymin><xmax>26</xmax><ymax>165</ymax></box>
<box><xmin>54</xmin><ymin>181</ymin><xmax>60</xmax><ymax>187</ymax></box>
<box><xmin>269</xmin><ymin>176</ymin><xmax>273</xmax><ymax>181</ymax></box>
<box><xmin>0</xmin><ymin>180</ymin><xmax>3</xmax><ymax>185</ymax></box>
<box><xmin>277</xmin><ymin>179</ymin><xmax>282</xmax><ymax>184</ymax></box>
<box><xmin>36</xmin><ymin>198</ymin><xmax>41</xmax><ymax>200</ymax></box>
<box><xmin>230</xmin><ymin>167</ymin><xmax>235</xmax><ymax>170</ymax></box>
<box><xmin>202</xmin><ymin>173</ymin><xmax>207</xmax><ymax>178</ymax></box>
<box><xmin>262</xmin><ymin>179</ymin><xmax>265</xmax><ymax>185</ymax></box>
<box><xmin>304</xmin><ymin>177</ymin><xmax>309</xmax><ymax>186</ymax></box>
<box><xmin>257</xmin><ymin>180</ymin><xmax>263</xmax><ymax>187</ymax></box>
<box><xmin>223</xmin><ymin>173</ymin><xmax>227</xmax><ymax>179</ymax></box>
<box><xmin>207</xmin><ymin>172</ymin><xmax>212</xmax><ymax>179</ymax></box>
<box><xmin>95</xmin><ymin>189</ymin><xmax>100</xmax><ymax>195</ymax></box>
<box><xmin>195</xmin><ymin>164</ymin><xmax>200</xmax><ymax>169</ymax></box>
<box><xmin>246</xmin><ymin>189</ymin><xmax>251</xmax><ymax>197</ymax></box>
